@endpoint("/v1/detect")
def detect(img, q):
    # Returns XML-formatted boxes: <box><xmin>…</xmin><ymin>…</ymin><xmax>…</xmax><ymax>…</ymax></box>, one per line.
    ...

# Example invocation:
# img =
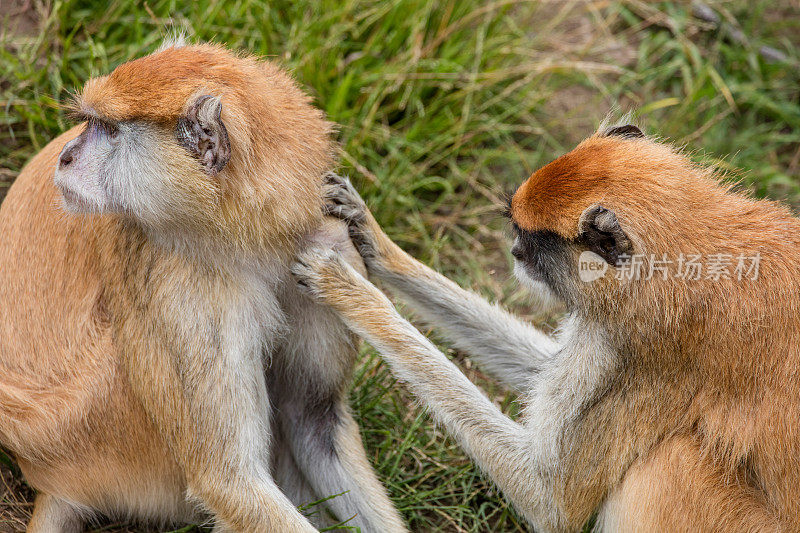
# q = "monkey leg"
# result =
<box><xmin>273</xmin><ymin>290</ymin><xmax>407</xmax><ymax>533</ymax></box>
<box><xmin>273</xmin><ymin>390</ymin><xmax>406</xmax><ymax>533</ymax></box>
<box><xmin>120</xmin><ymin>308</ymin><xmax>318</xmax><ymax>532</ymax></box>
<box><xmin>161</xmin><ymin>380</ymin><xmax>316</xmax><ymax>533</ymax></box>
<box><xmin>598</xmin><ymin>435</ymin><xmax>781</xmax><ymax>532</ymax></box>
<box><xmin>271</xmin><ymin>423</ymin><xmax>337</xmax><ymax>530</ymax></box>
<box><xmin>27</xmin><ymin>493</ymin><xmax>84</xmax><ymax>533</ymax></box>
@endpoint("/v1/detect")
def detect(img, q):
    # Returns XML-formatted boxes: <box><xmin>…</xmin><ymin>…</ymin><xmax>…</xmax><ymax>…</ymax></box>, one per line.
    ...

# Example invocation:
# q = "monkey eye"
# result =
<box><xmin>99</xmin><ymin>120</ymin><xmax>119</xmax><ymax>139</ymax></box>
<box><xmin>86</xmin><ymin>116</ymin><xmax>119</xmax><ymax>140</ymax></box>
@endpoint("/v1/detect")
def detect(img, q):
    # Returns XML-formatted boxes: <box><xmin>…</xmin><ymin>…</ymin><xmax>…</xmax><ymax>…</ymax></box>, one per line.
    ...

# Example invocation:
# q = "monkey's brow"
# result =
<box><xmin>68</xmin><ymin>108</ymin><xmax>116</xmax><ymax>125</ymax></box>
<box><xmin>500</xmin><ymin>193</ymin><xmax>514</xmax><ymax>219</ymax></box>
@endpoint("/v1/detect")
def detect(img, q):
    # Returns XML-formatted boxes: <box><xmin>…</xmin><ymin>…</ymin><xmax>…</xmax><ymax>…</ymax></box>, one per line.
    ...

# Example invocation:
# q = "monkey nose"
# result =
<box><xmin>510</xmin><ymin>244</ymin><xmax>525</xmax><ymax>260</ymax></box>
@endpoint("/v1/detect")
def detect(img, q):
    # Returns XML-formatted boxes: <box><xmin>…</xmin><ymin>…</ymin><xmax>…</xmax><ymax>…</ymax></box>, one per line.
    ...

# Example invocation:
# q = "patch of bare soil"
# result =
<box><xmin>756</xmin><ymin>0</ymin><xmax>800</xmax><ymax>42</ymax></box>
<box><xmin>531</xmin><ymin>1</ymin><xmax>639</xmax><ymax>145</ymax></box>
<box><xmin>0</xmin><ymin>0</ymin><xmax>40</xmax><ymax>38</ymax></box>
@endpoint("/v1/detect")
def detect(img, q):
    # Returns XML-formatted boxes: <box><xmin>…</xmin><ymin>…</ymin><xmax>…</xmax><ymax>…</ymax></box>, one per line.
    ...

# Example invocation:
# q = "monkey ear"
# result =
<box><xmin>577</xmin><ymin>205</ymin><xmax>633</xmax><ymax>265</ymax></box>
<box><xmin>604</xmin><ymin>124</ymin><xmax>644</xmax><ymax>139</ymax></box>
<box><xmin>177</xmin><ymin>94</ymin><xmax>231</xmax><ymax>174</ymax></box>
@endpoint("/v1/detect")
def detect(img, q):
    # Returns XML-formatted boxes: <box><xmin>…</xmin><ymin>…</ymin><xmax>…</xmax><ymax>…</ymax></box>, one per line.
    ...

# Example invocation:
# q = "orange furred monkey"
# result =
<box><xmin>293</xmin><ymin>125</ymin><xmax>798</xmax><ymax>532</ymax></box>
<box><xmin>0</xmin><ymin>39</ymin><xmax>405</xmax><ymax>532</ymax></box>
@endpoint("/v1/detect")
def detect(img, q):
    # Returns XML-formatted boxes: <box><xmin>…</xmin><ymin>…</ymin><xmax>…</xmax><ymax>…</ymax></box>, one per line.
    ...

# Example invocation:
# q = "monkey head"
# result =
<box><xmin>54</xmin><ymin>43</ymin><xmax>334</xmax><ymax>251</ymax></box>
<box><xmin>508</xmin><ymin>124</ymin><xmax>744</xmax><ymax>317</ymax></box>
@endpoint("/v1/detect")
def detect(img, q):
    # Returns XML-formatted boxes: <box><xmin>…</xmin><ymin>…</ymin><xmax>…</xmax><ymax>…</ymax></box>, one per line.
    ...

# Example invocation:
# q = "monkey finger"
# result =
<box><xmin>324</xmin><ymin>203</ymin><xmax>365</xmax><ymax>224</ymax></box>
<box><xmin>321</xmin><ymin>183</ymin><xmax>360</xmax><ymax>206</ymax></box>
<box><xmin>291</xmin><ymin>247</ymin><xmax>352</xmax><ymax>298</ymax></box>
<box><xmin>289</xmin><ymin>261</ymin><xmax>319</xmax><ymax>295</ymax></box>
<box><xmin>322</xmin><ymin>173</ymin><xmax>355</xmax><ymax>197</ymax></box>
<box><xmin>322</xmin><ymin>175</ymin><xmax>366</xmax><ymax>204</ymax></box>
<box><xmin>294</xmin><ymin>247</ymin><xmax>338</xmax><ymax>271</ymax></box>
<box><xmin>324</xmin><ymin>195</ymin><xmax>348</xmax><ymax>210</ymax></box>
<box><xmin>323</xmin><ymin>203</ymin><xmax>348</xmax><ymax>218</ymax></box>
<box><xmin>321</xmin><ymin>183</ymin><xmax>346</xmax><ymax>201</ymax></box>
<box><xmin>346</xmin><ymin>227</ymin><xmax>375</xmax><ymax>256</ymax></box>
<box><xmin>322</xmin><ymin>171</ymin><xmax>348</xmax><ymax>186</ymax></box>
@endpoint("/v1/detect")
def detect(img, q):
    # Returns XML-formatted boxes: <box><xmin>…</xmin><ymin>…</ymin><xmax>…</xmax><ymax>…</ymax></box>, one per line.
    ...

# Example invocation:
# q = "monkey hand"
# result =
<box><xmin>292</xmin><ymin>246</ymin><xmax>366</xmax><ymax>305</ymax></box>
<box><xmin>322</xmin><ymin>172</ymin><xmax>402</xmax><ymax>275</ymax></box>
<box><xmin>292</xmin><ymin>245</ymin><xmax>401</xmax><ymax>357</ymax></box>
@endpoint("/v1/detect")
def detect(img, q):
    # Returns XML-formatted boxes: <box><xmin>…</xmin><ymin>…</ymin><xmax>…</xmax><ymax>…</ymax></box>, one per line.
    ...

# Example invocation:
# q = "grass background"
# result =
<box><xmin>1</xmin><ymin>0</ymin><xmax>799</xmax><ymax>531</ymax></box>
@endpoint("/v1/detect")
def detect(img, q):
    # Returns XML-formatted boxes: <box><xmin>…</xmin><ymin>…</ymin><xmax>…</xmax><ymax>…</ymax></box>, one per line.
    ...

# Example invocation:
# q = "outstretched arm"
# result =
<box><xmin>291</xmin><ymin>248</ymin><xmax>537</xmax><ymax>516</ymax></box>
<box><xmin>322</xmin><ymin>173</ymin><xmax>559</xmax><ymax>391</ymax></box>
<box><xmin>292</xmin><ymin>245</ymin><xmax>786</xmax><ymax>533</ymax></box>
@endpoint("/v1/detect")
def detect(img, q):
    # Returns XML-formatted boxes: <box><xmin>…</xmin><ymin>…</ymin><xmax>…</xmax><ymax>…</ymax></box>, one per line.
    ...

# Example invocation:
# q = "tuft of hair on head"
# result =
<box><xmin>63</xmin><ymin>90</ymin><xmax>84</xmax><ymax>121</ymax></box>
<box><xmin>155</xmin><ymin>30</ymin><xmax>189</xmax><ymax>53</ymax></box>
<box><xmin>499</xmin><ymin>190</ymin><xmax>514</xmax><ymax>220</ymax></box>
<box><xmin>597</xmin><ymin>110</ymin><xmax>644</xmax><ymax>139</ymax></box>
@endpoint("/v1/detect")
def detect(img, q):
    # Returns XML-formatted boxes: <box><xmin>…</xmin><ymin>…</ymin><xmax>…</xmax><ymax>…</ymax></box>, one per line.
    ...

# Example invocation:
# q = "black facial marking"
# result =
<box><xmin>511</xmin><ymin>224</ymin><xmax>575</xmax><ymax>301</ymax></box>
<box><xmin>604</xmin><ymin>124</ymin><xmax>644</xmax><ymax>139</ymax></box>
<box><xmin>86</xmin><ymin>116</ymin><xmax>119</xmax><ymax>138</ymax></box>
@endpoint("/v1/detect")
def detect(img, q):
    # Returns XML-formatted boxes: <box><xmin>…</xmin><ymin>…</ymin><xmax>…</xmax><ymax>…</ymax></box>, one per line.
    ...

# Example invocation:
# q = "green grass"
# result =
<box><xmin>1</xmin><ymin>1</ymin><xmax>799</xmax><ymax>531</ymax></box>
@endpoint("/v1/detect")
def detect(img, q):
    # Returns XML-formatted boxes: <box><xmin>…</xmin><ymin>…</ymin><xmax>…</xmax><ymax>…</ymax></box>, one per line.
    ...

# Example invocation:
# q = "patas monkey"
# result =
<box><xmin>292</xmin><ymin>125</ymin><xmax>799</xmax><ymax>532</ymax></box>
<box><xmin>0</xmin><ymin>40</ymin><xmax>406</xmax><ymax>532</ymax></box>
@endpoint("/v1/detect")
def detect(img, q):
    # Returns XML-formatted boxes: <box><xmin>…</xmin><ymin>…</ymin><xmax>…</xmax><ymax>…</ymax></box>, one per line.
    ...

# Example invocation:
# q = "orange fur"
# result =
<box><xmin>78</xmin><ymin>43</ymin><xmax>334</xmax><ymax>255</ymax></box>
<box><xmin>511</xmin><ymin>132</ymin><xmax>800</xmax><ymax>529</ymax></box>
<box><xmin>0</xmin><ymin>44</ymin><xmax>405</xmax><ymax>532</ymax></box>
<box><xmin>295</xmin><ymin>132</ymin><xmax>800</xmax><ymax>531</ymax></box>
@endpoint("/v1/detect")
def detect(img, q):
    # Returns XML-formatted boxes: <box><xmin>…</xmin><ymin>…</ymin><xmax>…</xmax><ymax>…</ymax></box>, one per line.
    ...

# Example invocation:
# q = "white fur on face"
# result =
<box><xmin>106</xmin><ymin>124</ymin><xmax>202</xmax><ymax>226</ymax></box>
<box><xmin>54</xmin><ymin>122</ymin><xmax>120</xmax><ymax>214</ymax></box>
<box><xmin>513</xmin><ymin>259</ymin><xmax>562</xmax><ymax>313</ymax></box>
<box><xmin>54</xmin><ymin>120</ymin><xmax>208</xmax><ymax>229</ymax></box>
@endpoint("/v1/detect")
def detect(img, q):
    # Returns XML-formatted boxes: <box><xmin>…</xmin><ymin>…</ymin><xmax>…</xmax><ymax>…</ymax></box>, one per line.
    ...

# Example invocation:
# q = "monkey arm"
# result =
<box><xmin>323</xmin><ymin>173</ymin><xmax>559</xmax><ymax>391</ymax></box>
<box><xmin>291</xmin><ymin>248</ymin><xmax>539</xmax><ymax>516</ymax></box>
<box><xmin>377</xmin><ymin>264</ymin><xmax>558</xmax><ymax>391</ymax></box>
<box><xmin>294</xmin><ymin>247</ymin><xmax>655</xmax><ymax>532</ymax></box>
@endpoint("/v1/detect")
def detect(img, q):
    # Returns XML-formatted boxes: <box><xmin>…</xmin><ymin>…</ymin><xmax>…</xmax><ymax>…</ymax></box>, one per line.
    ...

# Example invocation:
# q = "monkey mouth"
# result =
<box><xmin>514</xmin><ymin>261</ymin><xmax>563</xmax><ymax>311</ymax></box>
